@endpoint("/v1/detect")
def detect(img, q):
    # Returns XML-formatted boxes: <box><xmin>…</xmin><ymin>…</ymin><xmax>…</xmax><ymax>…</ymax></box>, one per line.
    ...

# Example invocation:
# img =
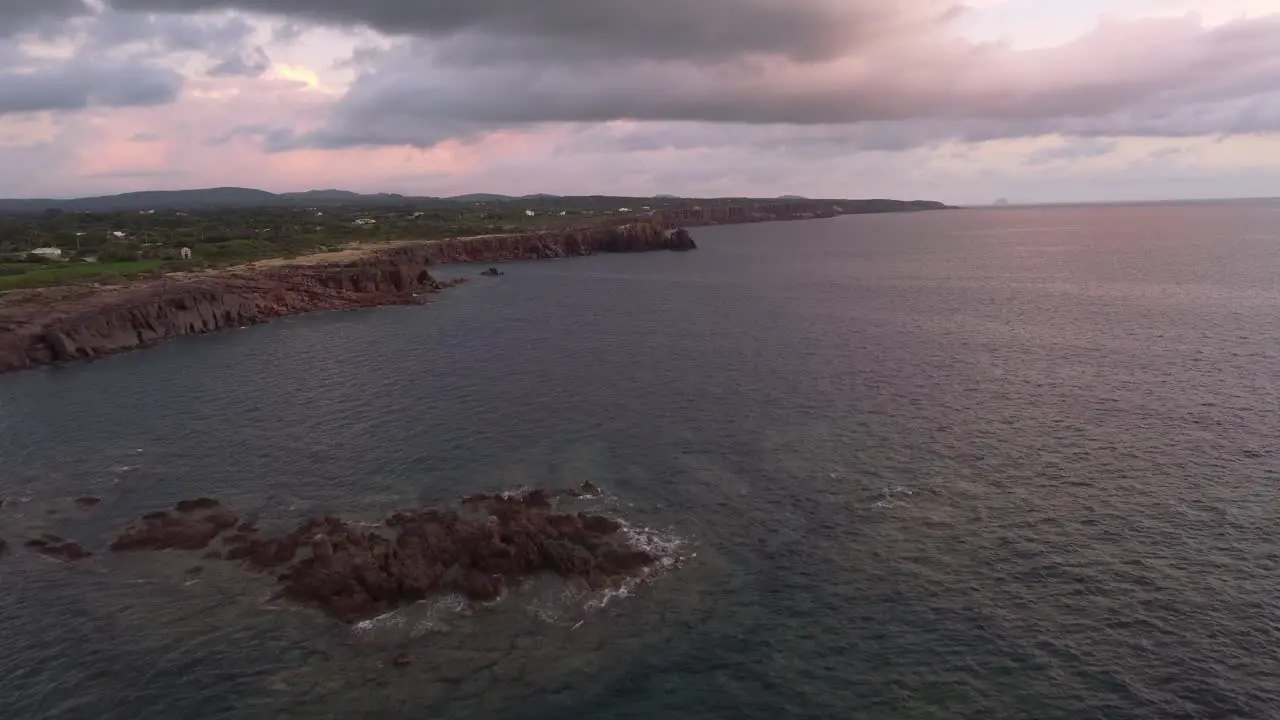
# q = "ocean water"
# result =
<box><xmin>4</xmin><ymin>201</ymin><xmax>1280</xmax><ymax>718</ymax></box>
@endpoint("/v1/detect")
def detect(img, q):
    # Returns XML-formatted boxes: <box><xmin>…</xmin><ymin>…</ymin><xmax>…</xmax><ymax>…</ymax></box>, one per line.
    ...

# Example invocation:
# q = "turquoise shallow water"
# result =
<box><xmin>4</xmin><ymin>202</ymin><xmax>1280</xmax><ymax>718</ymax></box>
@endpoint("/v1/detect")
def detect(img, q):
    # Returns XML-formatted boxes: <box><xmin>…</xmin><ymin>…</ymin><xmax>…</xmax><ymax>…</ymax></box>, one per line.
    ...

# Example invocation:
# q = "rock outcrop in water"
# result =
<box><xmin>106</xmin><ymin>486</ymin><xmax>655</xmax><ymax>623</ymax></box>
<box><xmin>25</xmin><ymin>535</ymin><xmax>92</xmax><ymax>561</ymax></box>
<box><xmin>111</xmin><ymin>499</ymin><xmax>239</xmax><ymax>551</ymax></box>
<box><xmin>0</xmin><ymin>222</ymin><xmax>695</xmax><ymax>375</ymax></box>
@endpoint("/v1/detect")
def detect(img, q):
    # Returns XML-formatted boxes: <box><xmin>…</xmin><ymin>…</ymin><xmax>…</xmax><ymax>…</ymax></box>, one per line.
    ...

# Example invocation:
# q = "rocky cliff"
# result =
<box><xmin>0</xmin><ymin>222</ymin><xmax>695</xmax><ymax>375</ymax></box>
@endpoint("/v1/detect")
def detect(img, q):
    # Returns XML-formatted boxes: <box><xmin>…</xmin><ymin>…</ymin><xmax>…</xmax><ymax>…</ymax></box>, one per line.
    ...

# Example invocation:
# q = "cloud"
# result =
<box><xmin>129</xmin><ymin>131</ymin><xmax>162</xmax><ymax>142</ymax></box>
<box><xmin>0</xmin><ymin>60</ymin><xmax>183</xmax><ymax>115</ymax></box>
<box><xmin>1023</xmin><ymin>138</ymin><xmax>1118</xmax><ymax>166</ymax></box>
<box><xmin>88</xmin><ymin>11</ymin><xmax>258</xmax><ymax>52</ymax></box>
<box><xmin>271</xmin><ymin>22</ymin><xmax>306</xmax><ymax>45</ymax></box>
<box><xmin>5</xmin><ymin>0</ymin><xmax>1280</xmax><ymax>202</ymax></box>
<box><xmin>0</xmin><ymin>0</ymin><xmax>92</xmax><ymax>36</ymax></box>
<box><xmin>106</xmin><ymin>0</ymin><xmax>945</xmax><ymax>63</ymax></box>
<box><xmin>208</xmin><ymin>46</ymin><xmax>271</xmax><ymax>77</ymax></box>
<box><xmin>146</xmin><ymin>4</ymin><xmax>1273</xmax><ymax>153</ymax></box>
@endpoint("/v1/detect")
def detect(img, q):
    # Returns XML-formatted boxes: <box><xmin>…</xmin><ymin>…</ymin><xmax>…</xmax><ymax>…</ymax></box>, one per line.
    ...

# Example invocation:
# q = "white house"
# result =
<box><xmin>30</xmin><ymin>247</ymin><xmax>62</xmax><ymax>259</ymax></box>
<box><xmin>618</xmin><ymin>207</ymin><xmax>632</xmax><ymax>212</ymax></box>
<box><xmin>525</xmin><ymin>209</ymin><xmax>536</xmax><ymax>217</ymax></box>
<box><xmin>353</xmin><ymin>218</ymin><xmax>377</xmax><ymax>226</ymax></box>
<box><xmin>179</xmin><ymin>247</ymin><xmax>193</xmax><ymax>260</ymax></box>
<box><xmin>111</xmin><ymin>231</ymin><xmax>128</xmax><ymax>238</ymax></box>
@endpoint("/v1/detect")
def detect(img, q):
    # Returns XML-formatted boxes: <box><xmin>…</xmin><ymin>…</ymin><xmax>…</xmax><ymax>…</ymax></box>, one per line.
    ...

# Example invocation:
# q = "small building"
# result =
<box><xmin>353</xmin><ymin>218</ymin><xmax>376</xmax><ymax>226</ymax></box>
<box><xmin>111</xmin><ymin>231</ymin><xmax>128</xmax><ymax>238</ymax></box>
<box><xmin>525</xmin><ymin>209</ymin><xmax>536</xmax><ymax>217</ymax></box>
<box><xmin>179</xmin><ymin>247</ymin><xmax>192</xmax><ymax>260</ymax></box>
<box><xmin>30</xmin><ymin>247</ymin><xmax>62</xmax><ymax>259</ymax></box>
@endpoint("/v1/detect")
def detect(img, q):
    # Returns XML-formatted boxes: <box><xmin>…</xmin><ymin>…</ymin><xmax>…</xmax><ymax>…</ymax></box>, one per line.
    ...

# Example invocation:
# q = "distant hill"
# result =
<box><xmin>446</xmin><ymin>193</ymin><xmax>514</xmax><ymax>203</ymax></box>
<box><xmin>777</xmin><ymin>195</ymin><xmax>809</xmax><ymax>200</ymax></box>
<box><xmin>0</xmin><ymin>187</ymin><xmax>952</xmax><ymax>214</ymax></box>
<box><xmin>0</xmin><ymin>187</ymin><xmax>283</xmax><ymax>213</ymax></box>
<box><xmin>0</xmin><ymin>187</ymin><xmax>460</xmax><ymax>213</ymax></box>
<box><xmin>281</xmin><ymin>189</ymin><xmax>412</xmax><ymax>203</ymax></box>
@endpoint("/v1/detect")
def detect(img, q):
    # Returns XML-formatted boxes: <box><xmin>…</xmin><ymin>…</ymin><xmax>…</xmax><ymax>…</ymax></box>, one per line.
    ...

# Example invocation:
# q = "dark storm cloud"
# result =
<box><xmin>0</xmin><ymin>0</ymin><xmax>92</xmax><ymax>35</ymax></box>
<box><xmin>265</xmin><ymin>11</ymin><xmax>1280</xmax><ymax>151</ymax></box>
<box><xmin>85</xmin><ymin>11</ymin><xmax>257</xmax><ymax>54</ymax></box>
<box><xmin>104</xmin><ymin>0</ymin><xmax>930</xmax><ymax>62</ymax></box>
<box><xmin>0</xmin><ymin>60</ymin><xmax>183</xmax><ymax>115</ymax></box>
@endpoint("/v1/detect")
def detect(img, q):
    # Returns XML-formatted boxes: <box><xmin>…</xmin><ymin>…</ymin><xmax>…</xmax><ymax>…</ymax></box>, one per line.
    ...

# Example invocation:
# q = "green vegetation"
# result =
<box><xmin>0</xmin><ymin>194</ymin><xmax>947</xmax><ymax>291</ymax></box>
<box><xmin>0</xmin><ymin>260</ymin><xmax>166</xmax><ymax>291</ymax></box>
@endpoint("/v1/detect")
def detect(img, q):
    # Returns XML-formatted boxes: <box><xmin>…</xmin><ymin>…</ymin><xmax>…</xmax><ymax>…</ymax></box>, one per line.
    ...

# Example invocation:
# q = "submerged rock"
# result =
<box><xmin>26</xmin><ymin>536</ymin><xmax>92</xmax><ymax>561</ymax></box>
<box><xmin>111</xmin><ymin>505</ymin><xmax>239</xmax><ymax>551</ymax></box>
<box><xmin>175</xmin><ymin>498</ymin><xmax>220</xmax><ymax>513</ymax></box>
<box><xmin>392</xmin><ymin>652</ymin><xmax>413</xmax><ymax>668</ymax></box>
<box><xmin>74</xmin><ymin>497</ymin><xmax>102</xmax><ymax>509</ymax></box>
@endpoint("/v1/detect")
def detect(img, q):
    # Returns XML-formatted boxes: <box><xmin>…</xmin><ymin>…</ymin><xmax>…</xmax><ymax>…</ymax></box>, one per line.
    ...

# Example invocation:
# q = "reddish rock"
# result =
<box><xmin>175</xmin><ymin>498</ymin><xmax>220</xmax><ymax>513</ymax></box>
<box><xmin>28</xmin><ymin>538</ymin><xmax>92</xmax><ymax>561</ymax></box>
<box><xmin>111</xmin><ymin>505</ymin><xmax>239</xmax><ymax>551</ymax></box>
<box><xmin>257</xmin><ymin>488</ymin><xmax>655</xmax><ymax>623</ymax></box>
<box><xmin>86</xmin><ymin>486</ymin><xmax>657</xmax><ymax>624</ymax></box>
<box><xmin>74</xmin><ymin>497</ymin><xmax>102</xmax><ymax>509</ymax></box>
<box><xmin>142</xmin><ymin>511</ymin><xmax>170</xmax><ymax>521</ymax></box>
<box><xmin>0</xmin><ymin>223</ymin><xmax>695</xmax><ymax>376</ymax></box>
<box><xmin>206</xmin><ymin>511</ymin><xmax>238</xmax><ymax>530</ymax></box>
<box><xmin>392</xmin><ymin>652</ymin><xmax>413</xmax><ymax>667</ymax></box>
<box><xmin>236</xmin><ymin>521</ymin><xmax>258</xmax><ymax>534</ymax></box>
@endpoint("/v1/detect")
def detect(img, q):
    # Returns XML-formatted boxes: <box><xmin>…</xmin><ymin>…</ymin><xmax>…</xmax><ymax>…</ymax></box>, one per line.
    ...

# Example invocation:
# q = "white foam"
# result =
<box><xmin>581</xmin><ymin>520</ymin><xmax>686</xmax><ymax>612</ymax></box>
<box><xmin>353</xmin><ymin>608</ymin><xmax>408</xmax><ymax>634</ymax></box>
<box><xmin>874</xmin><ymin>486</ymin><xmax>914</xmax><ymax>508</ymax></box>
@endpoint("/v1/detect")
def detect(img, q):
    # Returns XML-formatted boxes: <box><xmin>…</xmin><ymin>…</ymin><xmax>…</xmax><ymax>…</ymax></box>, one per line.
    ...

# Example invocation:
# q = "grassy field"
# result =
<box><xmin>0</xmin><ymin>260</ymin><xmax>166</xmax><ymax>291</ymax></box>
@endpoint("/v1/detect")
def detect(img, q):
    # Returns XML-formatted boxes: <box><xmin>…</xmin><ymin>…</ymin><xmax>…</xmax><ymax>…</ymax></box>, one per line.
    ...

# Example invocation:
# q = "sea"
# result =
<box><xmin>4</xmin><ymin>200</ymin><xmax>1280</xmax><ymax>719</ymax></box>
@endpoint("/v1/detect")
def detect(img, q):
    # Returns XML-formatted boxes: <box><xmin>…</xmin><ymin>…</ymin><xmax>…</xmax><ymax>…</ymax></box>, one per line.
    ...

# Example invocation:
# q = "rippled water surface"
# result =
<box><xmin>5</xmin><ymin>201</ymin><xmax>1280</xmax><ymax>718</ymax></box>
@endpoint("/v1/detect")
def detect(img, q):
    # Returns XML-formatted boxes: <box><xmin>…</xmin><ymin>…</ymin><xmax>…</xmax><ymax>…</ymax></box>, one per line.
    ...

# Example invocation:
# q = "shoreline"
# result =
<box><xmin>0</xmin><ymin>222</ymin><xmax>695</xmax><ymax>376</ymax></box>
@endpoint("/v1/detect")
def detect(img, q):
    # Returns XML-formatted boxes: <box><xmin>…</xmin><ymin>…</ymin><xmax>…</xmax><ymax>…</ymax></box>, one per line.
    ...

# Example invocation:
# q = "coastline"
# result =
<box><xmin>0</xmin><ymin>222</ymin><xmax>695</xmax><ymax>376</ymax></box>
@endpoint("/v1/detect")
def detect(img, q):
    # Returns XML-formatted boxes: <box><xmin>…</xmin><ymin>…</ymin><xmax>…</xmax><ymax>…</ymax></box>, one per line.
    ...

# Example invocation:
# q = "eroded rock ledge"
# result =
<box><xmin>0</xmin><ymin>223</ymin><xmax>695</xmax><ymax>374</ymax></box>
<box><xmin>105</xmin><ymin>485</ymin><xmax>653</xmax><ymax>623</ymax></box>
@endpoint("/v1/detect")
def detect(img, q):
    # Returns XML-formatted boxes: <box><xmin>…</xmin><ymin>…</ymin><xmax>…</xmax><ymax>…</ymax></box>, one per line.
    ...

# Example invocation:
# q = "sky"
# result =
<box><xmin>3</xmin><ymin>0</ymin><xmax>1280</xmax><ymax>204</ymax></box>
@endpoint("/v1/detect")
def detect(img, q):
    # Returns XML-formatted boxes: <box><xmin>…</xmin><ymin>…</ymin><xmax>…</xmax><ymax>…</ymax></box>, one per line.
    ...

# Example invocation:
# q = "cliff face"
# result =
<box><xmin>421</xmin><ymin>223</ymin><xmax>695</xmax><ymax>262</ymax></box>
<box><xmin>0</xmin><ymin>222</ymin><xmax>695</xmax><ymax>375</ymax></box>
